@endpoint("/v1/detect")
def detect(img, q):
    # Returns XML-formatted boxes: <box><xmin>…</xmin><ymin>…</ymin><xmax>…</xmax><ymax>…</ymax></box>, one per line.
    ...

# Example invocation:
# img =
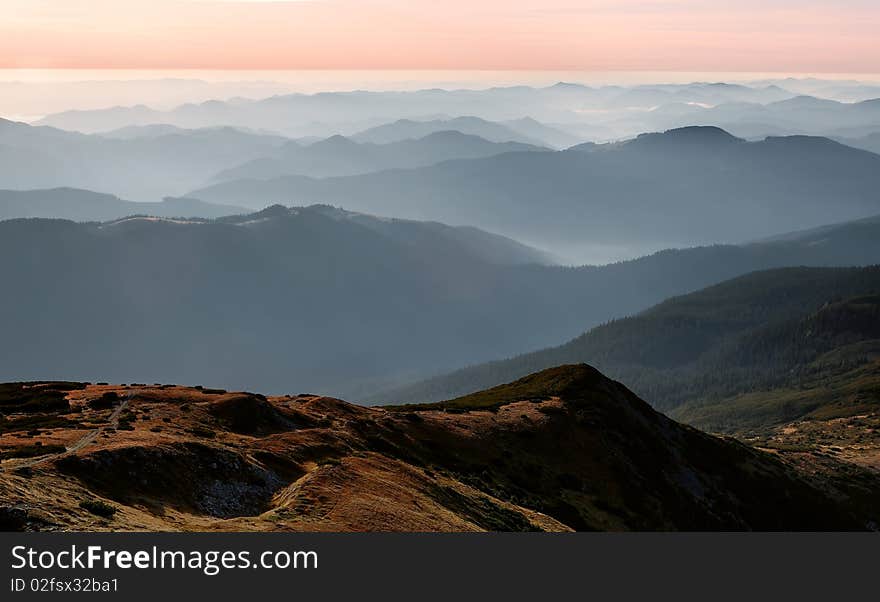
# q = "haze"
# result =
<box><xmin>3</xmin><ymin>0</ymin><xmax>880</xmax><ymax>397</ymax></box>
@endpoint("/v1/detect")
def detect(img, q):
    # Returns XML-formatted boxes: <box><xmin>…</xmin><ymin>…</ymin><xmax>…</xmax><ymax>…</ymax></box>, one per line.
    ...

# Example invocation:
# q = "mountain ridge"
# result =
<box><xmin>187</xmin><ymin>127</ymin><xmax>880</xmax><ymax>260</ymax></box>
<box><xmin>2</xmin><ymin>364</ymin><xmax>877</xmax><ymax>531</ymax></box>
<box><xmin>210</xmin><ymin>130</ymin><xmax>547</xmax><ymax>182</ymax></box>
<box><xmin>0</xmin><ymin>119</ymin><xmax>289</xmax><ymax>201</ymax></box>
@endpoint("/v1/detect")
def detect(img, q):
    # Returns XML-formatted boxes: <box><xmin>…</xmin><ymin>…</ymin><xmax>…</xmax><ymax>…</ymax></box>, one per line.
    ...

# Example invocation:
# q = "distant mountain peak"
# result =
<box><xmin>662</xmin><ymin>125</ymin><xmax>739</xmax><ymax>139</ymax></box>
<box><xmin>418</xmin><ymin>129</ymin><xmax>474</xmax><ymax>141</ymax></box>
<box><xmin>630</xmin><ymin>126</ymin><xmax>742</xmax><ymax>148</ymax></box>
<box><xmin>0</xmin><ymin>116</ymin><xmax>28</xmax><ymax>128</ymax></box>
<box><xmin>413</xmin><ymin>130</ymin><xmax>506</xmax><ymax>146</ymax></box>
<box><xmin>565</xmin><ymin>141</ymin><xmax>598</xmax><ymax>152</ymax></box>
<box><xmin>548</xmin><ymin>82</ymin><xmax>587</xmax><ymax>90</ymax></box>
<box><xmin>309</xmin><ymin>134</ymin><xmax>358</xmax><ymax>149</ymax></box>
<box><xmin>230</xmin><ymin>204</ymin><xmax>293</xmax><ymax>222</ymax></box>
<box><xmin>301</xmin><ymin>203</ymin><xmax>354</xmax><ymax>220</ymax></box>
<box><xmin>511</xmin><ymin>116</ymin><xmax>541</xmax><ymax>125</ymax></box>
<box><xmin>770</xmin><ymin>95</ymin><xmax>841</xmax><ymax>109</ymax></box>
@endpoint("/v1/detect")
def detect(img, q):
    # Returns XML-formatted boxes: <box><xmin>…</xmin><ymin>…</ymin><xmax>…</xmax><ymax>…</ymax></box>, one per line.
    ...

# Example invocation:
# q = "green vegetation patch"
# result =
<box><xmin>79</xmin><ymin>499</ymin><xmax>117</xmax><ymax>518</ymax></box>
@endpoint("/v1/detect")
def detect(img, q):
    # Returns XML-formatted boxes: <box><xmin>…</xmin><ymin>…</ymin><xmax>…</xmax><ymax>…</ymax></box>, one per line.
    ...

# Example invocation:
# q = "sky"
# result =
<box><xmin>2</xmin><ymin>0</ymin><xmax>879</xmax><ymax>73</ymax></box>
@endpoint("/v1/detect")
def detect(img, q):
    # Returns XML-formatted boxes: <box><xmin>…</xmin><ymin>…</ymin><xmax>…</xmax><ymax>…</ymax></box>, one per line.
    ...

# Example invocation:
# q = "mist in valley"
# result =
<box><xmin>3</xmin><ymin>73</ymin><xmax>880</xmax><ymax>398</ymax></box>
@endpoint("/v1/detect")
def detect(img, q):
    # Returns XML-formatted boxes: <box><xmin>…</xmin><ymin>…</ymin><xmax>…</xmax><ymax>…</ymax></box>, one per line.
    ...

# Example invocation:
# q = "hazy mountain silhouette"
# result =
<box><xmin>0</xmin><ymin>118</ymin><xmax>288</xmax><ymax>200</ymax></box>
<box><xmin>0</xmin><ymin>188</ymin><xmax>248</xmax><ymax>222</ymax></box>
<box><xmin>32</xmin><ymin>82</ymin><xmax>880</xmax><ymax>145</ymax></box>
<box><xmin>188</xmin><ymin>127</ymin><xmax>880</xmax><ymax>261</ymax></box>
<box><xmin>612</xmin><ymin>82</ymin><xmax>793</xmax><ymax>107</ymax></box>
<box><xmin>656</xmin><ymin>96</ymin><xmax>880</xmax><ymax>139</ymax></box>
<box><xmin>293</xmin><ymin>204</ymin><xmax>557</xmax><ymax>266</ymax></box>
<box><xmin>502</xmin><ymin>117</ymin><xmax>585</xmax><ymax>149</ymax></box>
<box><xmin>36</xmin><ymin>83</ymin><xmax>880</xmax><ymax>148</ymax></box>
<box><xmin>3</xmin><ymin>207</ymin><xmax>880</xmax><ymax>399</ymax></box>
<box><xmin>216</xmin><ymin>203</ymin><xmax>556</xmax><ymax>266</ymax></box>
<box><xmin>754</xmin><ymin>78</ymin><xmax>880</xmax><ymax>102</ymax></box>
<box><xmin>211</xmin><ymin>131</ymin><xmax>547</xmax><ymax>182</ymax></box>
<box><xmin>351</xmin><ymin>117</ymin><xmax>545</xmax><ymax>146</ymax></box>
<box><xmin>0</xmin><ymin>206</ymin><xmax>573</xmax><ymax>397</ymax></box>
<box><xmin>33</xmin><ymin>82</ymin><xmax>800</xmax><ymax>140</ymax></box>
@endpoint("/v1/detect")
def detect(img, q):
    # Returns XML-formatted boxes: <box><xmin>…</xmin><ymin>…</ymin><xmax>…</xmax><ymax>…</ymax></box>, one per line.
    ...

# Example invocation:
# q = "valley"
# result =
<box><xmin>3</xmin><ymin>70</ymin><xmax>880</xmax><ymax>535</ymax></box>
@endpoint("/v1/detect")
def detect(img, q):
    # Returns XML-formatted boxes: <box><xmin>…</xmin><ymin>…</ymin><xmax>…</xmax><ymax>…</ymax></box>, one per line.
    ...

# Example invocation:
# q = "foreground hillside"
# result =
<box><xmin>2</xmin><ymin>365</ymin><xmax>877</xmax><ymax>532</ymax></box>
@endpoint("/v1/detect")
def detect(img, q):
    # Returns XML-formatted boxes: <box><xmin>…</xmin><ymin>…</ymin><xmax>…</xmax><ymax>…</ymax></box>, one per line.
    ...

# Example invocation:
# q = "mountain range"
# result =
<box><xmin>33</xmin><ymin>82</ymin><xmax>801</xmax><ymax>139</ymax></box>
<box><xmin>2</xmin><ymin>206</ymin><xmax>880</xmax><ymax>398</ymax></box>
<box><xmin>0</xmin><ymin>115</ymin><xmax>559</xmax><ymax>203</ymax></box>
<box><xmin>350</xmin><ymin>116</ymin><xmax>559</xmax><ymax>146</ymax></box>
<box><xmin>211</xmin><ymin>130</ymin><xmax>547</xmax><ymax>182</ymax></box>
<box><xmin>0</xmin><ymin>205</ymin><xmax>573</xmax><ymax>397</ymax></box>
<box><xmin>5</xmin><ymin>78</ymin><xmax>880</xmax><ymax>533</ymax></box>
<box><xmin>653</xmin><ymin>96</ymin><xmax>880</xmax><ymax>139</ymax></box>
<box><xmin>9</xmin><ymin>111</ymin><xmax>880</xmax><ymax>252</ymax></box>
<box><xmin>188</xmin><ymin>127</ymin><xmax>880</xmax><ymax>262</ymax></box>
<box><xmin>32</xmin><ymin>82</ymin><xmax>880</xmax><ymax>144</ymax></box>
<box><xmin>0</xmin><ymin>118</ymin><xmax>288</xmax><ymax>200</ymax></box>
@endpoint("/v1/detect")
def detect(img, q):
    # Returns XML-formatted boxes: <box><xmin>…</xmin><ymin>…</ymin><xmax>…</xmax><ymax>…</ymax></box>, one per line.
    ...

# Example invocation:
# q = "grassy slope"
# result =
<box><xmin>388</xmin><ymin>364</ymin><xmax>605</xmax><ymax>412</ymax></box>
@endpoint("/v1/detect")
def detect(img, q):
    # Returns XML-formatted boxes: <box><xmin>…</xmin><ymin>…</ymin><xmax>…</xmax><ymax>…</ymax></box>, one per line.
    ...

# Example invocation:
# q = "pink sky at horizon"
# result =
<box><xmin>3</xmin><ymin>0</ymin><xmax>879</xmax><ymax>73</ymax></box>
